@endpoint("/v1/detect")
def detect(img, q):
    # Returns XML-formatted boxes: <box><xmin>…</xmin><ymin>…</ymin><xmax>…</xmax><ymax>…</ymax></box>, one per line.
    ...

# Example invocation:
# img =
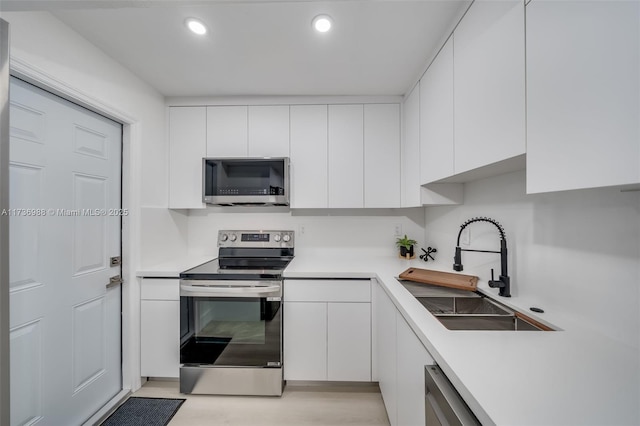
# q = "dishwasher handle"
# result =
<box><xmin>425</xmin><ymin>365</ymin><xmax>480</xmax><ymax>426</ymax></box>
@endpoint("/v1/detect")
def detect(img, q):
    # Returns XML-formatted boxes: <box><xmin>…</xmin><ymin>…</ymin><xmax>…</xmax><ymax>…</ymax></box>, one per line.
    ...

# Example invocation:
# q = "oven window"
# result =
<box><xmin>180</xmin><ymin>296</ymin><xmax>281</xmax><ymax>367</ymax></box>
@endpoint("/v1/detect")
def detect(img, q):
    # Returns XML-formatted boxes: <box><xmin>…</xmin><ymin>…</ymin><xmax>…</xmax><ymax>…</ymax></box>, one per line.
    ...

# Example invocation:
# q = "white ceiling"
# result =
<box><xmin>6</xmin><ymin>0</ymin><xmax>472</xmax><ymax>97</ymax></box>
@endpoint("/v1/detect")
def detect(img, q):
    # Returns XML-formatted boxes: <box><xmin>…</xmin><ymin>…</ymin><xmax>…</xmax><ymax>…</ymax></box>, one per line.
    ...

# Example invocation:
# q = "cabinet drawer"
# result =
<box><xmin>141</xmin><ymin>278</ymin><xmax>180</xmax><ymax>301</ymax></box>
<box><xmin>284</xmin><ymin>280</ymin><xmax>371</xmax><ymax>302</ymax></box>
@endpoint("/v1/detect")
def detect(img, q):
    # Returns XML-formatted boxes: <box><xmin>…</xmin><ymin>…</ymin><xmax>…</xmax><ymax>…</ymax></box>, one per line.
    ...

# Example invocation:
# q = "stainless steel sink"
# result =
<box><xmin>417</xmin><ymin>296</ymin><xmax>510</xmax><ymax>315</ymax></box>
<box><xmin>398</xmin><ymin>280</ymin><xmax>551</xmax><ymax>331</ymax></box>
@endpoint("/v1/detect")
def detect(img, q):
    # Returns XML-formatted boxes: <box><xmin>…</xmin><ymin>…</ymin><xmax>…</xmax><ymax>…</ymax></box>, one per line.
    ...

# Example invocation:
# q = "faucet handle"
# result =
<box><xmin>491</xmin><ymin>268</ymin><xmax>495</xmax><ymax>281</ymax></box>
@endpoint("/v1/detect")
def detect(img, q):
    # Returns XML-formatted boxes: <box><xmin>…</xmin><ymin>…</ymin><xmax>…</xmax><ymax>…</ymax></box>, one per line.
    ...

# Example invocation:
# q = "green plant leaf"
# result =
<box><xmin>395</xmin><ymin>234</ymin><xmax>417</xmax><ymax>249</ymax></box>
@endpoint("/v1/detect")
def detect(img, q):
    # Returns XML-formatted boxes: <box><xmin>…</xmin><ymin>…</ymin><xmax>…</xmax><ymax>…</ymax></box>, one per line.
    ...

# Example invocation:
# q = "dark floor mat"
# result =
<box><xmin>101</xmin><ymin>397</ymin><xmax>185</xmax><ymax>426</ymax></box>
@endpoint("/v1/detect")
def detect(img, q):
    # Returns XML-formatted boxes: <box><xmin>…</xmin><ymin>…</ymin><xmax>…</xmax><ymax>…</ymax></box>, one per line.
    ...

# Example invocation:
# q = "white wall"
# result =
<box><xmin>0</xmin><ymin>11</ymin><xmax>188</xmax><ymax>391</ymax></box>
<box><xmin>423</xmin><ymin>170</ymin><xmax>640</xmax><ymax>346</ymax></box>
<box><xmin>0</xmin><ymin>11</ymin><xmax>188</xmax><ymax>267</ymax></box>
<box><xmin>187</xmin><ymin>208</ymin><xmax>426</xmax><ymax>258</ymax></box>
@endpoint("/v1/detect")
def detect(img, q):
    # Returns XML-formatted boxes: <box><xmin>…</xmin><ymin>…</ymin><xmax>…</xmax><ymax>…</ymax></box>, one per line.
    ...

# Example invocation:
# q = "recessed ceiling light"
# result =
<box><xmin>185</xmin><ymin>18</ymin><xmax>207</xmax><ymax>36</ymax></box>
<box><xmin>312</xmin><ymin>15</ymin><xmax>333</xmax><ymax>33</ymax></box>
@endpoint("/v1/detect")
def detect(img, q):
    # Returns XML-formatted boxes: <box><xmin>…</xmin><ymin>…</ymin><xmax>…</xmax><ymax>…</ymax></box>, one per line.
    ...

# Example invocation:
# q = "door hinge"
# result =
<box><xmin>110</xmin><ymin>256</ymin><xmax>122</xmax><ymax>267</ymax></box>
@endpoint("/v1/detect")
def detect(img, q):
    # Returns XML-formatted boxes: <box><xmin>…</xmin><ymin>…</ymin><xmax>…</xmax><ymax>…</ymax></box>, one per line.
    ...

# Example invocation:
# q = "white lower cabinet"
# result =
<box><xmin>328</xmin><ymin>303</ymin><xmax>371</xmax><ymax>381</ymax></box>
<box><xmin>376</xmin><ymin>281</ymin><xmax>433</xmax><ymax>426</ymax></box>
<box><xmin>283</xmin><ymin>302</ymin><xmax>328</xmax><ymax>381</ymax></box>
<box><xmin>396</xmin><ymin>313</ymin><xmax>433</xmax><ymax>426</ymax></box>
<box><xmin>140</xmin><ymin>279</ymin><xmax>180</xmax><ymax>378</ymax></box>
<box><xmin>284</xmin><ymin>279</ymin><xmax>372</xmax><ymax>382</ymax></box>
<box><xmin>376</xmin><ymin>282</ymin><xmax>398</xmax><ymax>424</ymax></box>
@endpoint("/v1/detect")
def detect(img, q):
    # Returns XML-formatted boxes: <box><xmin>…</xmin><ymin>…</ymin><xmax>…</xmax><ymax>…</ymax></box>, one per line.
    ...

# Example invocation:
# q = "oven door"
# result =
<box><xmin>179</xmin><ymin>281</ymin><xmax>282</xmax><ymax>368</ymax></box>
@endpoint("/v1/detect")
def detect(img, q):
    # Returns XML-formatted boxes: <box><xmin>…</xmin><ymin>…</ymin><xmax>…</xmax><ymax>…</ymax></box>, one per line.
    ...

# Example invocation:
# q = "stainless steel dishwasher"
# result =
<box><xmin>425</xmin><ymin>365</ymin><xmax>480</xmax><ymax>426</ymax></box>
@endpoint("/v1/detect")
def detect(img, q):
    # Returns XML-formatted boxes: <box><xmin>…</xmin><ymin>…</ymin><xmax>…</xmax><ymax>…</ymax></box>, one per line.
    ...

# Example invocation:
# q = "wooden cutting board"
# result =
<box><xmin>398</xmin><ymin>267</ymin><xmax>478</xmax><ymax>292</ymax></box>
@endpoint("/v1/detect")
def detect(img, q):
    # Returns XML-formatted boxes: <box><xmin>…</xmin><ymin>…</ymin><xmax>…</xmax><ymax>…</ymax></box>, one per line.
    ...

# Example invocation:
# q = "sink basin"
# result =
<box><xmin>397</xmin><ymin>279</ymin><xmax>551</xmax><ymax>331</ymax></box>
<box><xmin>417</xmin><ymin>296</ymin><xmax>510</xmax><ymax>315</ymax></box>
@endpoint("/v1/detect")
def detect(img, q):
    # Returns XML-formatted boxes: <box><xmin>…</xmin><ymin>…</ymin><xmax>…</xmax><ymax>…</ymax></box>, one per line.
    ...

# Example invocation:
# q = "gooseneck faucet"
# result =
<box><xmin>453</xmin><ymin>217</ymin><xmax>511</xmax><ymax>297</ymax></box>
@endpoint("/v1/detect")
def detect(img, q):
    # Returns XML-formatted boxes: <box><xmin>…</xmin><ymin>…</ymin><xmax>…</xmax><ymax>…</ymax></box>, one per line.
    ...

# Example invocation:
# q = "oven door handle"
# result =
<box><xmin>180</xmin><ymin>283</ymin><xmax>281</xmax><ymax>298</ymax></box>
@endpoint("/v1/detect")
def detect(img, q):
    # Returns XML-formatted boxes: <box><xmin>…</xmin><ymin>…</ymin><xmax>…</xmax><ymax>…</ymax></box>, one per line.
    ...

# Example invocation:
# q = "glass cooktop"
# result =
<box><xmin>180</xmin><ymin>256</ymin><xmax>293</xmax><ymax>280</ymax></box>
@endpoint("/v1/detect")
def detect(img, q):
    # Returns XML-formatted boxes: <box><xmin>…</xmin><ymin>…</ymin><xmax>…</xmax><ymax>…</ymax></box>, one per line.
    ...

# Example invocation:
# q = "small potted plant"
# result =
<box><xmin>396</xmin><ymin>234</ymin><xmax>417</xmax><ymax>259</ymax></box>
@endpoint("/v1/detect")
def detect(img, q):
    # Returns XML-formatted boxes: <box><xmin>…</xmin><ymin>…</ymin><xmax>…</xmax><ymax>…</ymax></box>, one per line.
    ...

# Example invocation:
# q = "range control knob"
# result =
<box><xmin>282</xmin><ymin>234</ymin><xmax>291</xmax><ymax>242</ymax></box>
<box><xmin>229</xmin><ymin>234</ymin><xmax>237</xmax><ymax>242</ymax></box>
<box><xmin>220</xmin><ymin>234</ymin><xmax>229</xmax><ymax>242</ymax></box>
<box><xmin>273</xmin><ymin>234</ymin><xmax>282</xmax><ymax>242</ymax></box>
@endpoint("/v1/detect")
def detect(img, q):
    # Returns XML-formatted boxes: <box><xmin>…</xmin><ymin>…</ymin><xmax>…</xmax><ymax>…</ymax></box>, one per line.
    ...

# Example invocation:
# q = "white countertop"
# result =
<box><xmin>136</xmin><ymin>256</ymin><xmax>214</xmax><ymax>278</ymax></box>
<box><xmin>135</xmin><ymin>250</ymin><xmax>639</xmax><ymax>424</ymax></box>
<box><xmin>284</xmin><ymin>251</ymin><xmax>640</xmax><ymax>426</ymax></box>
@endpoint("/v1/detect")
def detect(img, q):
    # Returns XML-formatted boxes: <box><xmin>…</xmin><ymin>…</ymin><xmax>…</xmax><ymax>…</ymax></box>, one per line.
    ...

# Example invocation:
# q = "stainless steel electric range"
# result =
<box><xmin>178</xmin><ymin>230</ymin><xmax>294</xmax><ymax>396</ymax></box>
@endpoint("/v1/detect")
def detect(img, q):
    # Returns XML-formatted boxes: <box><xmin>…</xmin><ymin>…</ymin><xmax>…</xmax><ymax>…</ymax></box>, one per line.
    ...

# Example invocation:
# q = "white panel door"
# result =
<box><xmin>283</xmin><ymin>302</ymin><xmax>327</xmax><ymax>380</ymax></box>
<box><xmin>453</xmin><ymin>0</ymin><xmax>525</xmax><ymax>174</ymax></box>
<box><xmin>376</xmin><ymin>283</ymin><xmax>398</xmax><ymax>426</ymax></box>
<box><xmin>364</xmin><ymin>104</ymin><xmax>401</xmax><ymax>208</ymax></box>
<box><xmin>289</xmin><ymin>105</ymin><xmax>328</xmax><ymax>208</ymax></box>
<box><xmin>526</xmin><ymin>0</ymin><xmax>640</xmax><ymax>193</ymax></box>
<box><xmin>396</xmin><ymin>314</ymin><xmax>433</xmax><ymax>426</ymax></box>
<box><xmin>328</xmin><ymin>104</ymin><xmax>364</xmax><ymax>208</ymax></box>
<box><xmin>9</xmin><ymin>78</ymin><xmax>121</xmax><ymax>425</ymax></box>
<box><xmin>420</xmin><ymin>36</ymin><xmax>454</xmax><ymax>184</ymax></box>
<box><xmin>248</xmin><ymin>105</ymin><xmax>290</xmax><ymax>157</ymax></box>
<box><xmin>327</xmin><ymin>302</ymin><xmax>371</xmax><ymax>381</ymax></box>
<box><xmin>401</xmin><ymin>84</ymin><xmax>421</xmax><ymax>207</ymax></box>
<box><xmin>206</xmin><ymin>106</ymin><xmax>248</xmax><ymax>157</ymax></box>
<box><xmin>168</xmin><ymin>106</ymin><xmax>206</xmax><ymax>209</ymax></box>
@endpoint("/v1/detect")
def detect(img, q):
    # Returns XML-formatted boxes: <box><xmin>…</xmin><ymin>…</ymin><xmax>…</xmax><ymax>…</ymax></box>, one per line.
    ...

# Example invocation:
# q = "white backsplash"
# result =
<box><xmin>186</xmin><ymin>207</ymin><xmax>426</xmax><ymax>258</ymax></box>
<box><xmin>422</xmin><ymin>170</ymin><xmax>640</xmax><ymax>347</ymax></box>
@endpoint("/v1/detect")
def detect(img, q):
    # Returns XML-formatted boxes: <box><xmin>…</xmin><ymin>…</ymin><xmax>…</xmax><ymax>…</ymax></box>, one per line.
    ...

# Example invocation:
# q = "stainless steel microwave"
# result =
<box><xmin>203</xmin><ymin>157</ymin><xmax>290</xmax><ymax>206</ymax></box>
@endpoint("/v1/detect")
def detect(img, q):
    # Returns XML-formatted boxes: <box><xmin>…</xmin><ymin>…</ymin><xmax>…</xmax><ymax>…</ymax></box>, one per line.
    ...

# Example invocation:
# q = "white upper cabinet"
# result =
<box><xmin>168</xmin><ymin>106</ymin><xmax>206</xmax><ymax>209</ymax></box>
<box><xmin>169</xmin><ymin>102</ymin><xmax>400</xmax><ymax>209</ymax></box>
<box><xmin>290</xmin><ymin>105</ymin><xmax>328</xmax><ymax>208</ymax></box>
<box><xmin>247</xmin><ymin>105</ymin><xmax>290</xmax><ymax>157</ymax></box>
<box><xmin>420</xmin><ymin>36</ymin><xmax>454</xmax><ymax>184</ymax></box>
<box><xmin>526</xmin><ymin>0</ymin><xmax>640</xmax><ymax>193</ymax></box>
<box><xmin>206</xmin><ymin>106</ymin><xmax>248</xmax><ymax>157</ymax></box>
<box><xmin>453</xmin><ymin>0</ymin><xmax>525</xmax><ymax>174</ymax></box>
<box><xmin>401</xmin><ymin>84</ymin><xmax>422</xmax><ymax>207</ymax></box>
<box><xmin>364</xmin><ymin>104</ymin><xmax>401</xmax><ymax>208</ymax></box>
<box><xmin>328</xmin><ymin>104</ymin><xmax>364</xmax><ymax>208</ymax></box>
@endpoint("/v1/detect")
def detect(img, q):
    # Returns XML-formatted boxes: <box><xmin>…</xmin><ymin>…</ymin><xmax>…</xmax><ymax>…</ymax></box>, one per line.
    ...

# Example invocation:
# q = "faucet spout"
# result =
<box><xmin>453</xmin><ymin>246</ymin><xmax>463</xmax><ymax>271</ymax></box>
<box><xmin>452</xmin><ymin>217</ymin><xmax>511</xmax><ymax>297</ymax></box>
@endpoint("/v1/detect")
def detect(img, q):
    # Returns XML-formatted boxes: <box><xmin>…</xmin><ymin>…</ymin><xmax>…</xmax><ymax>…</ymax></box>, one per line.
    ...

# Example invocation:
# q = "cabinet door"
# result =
<box><xmin>290</xmin><ymin>105</ymin><xmax>328</xmax><ymax>208</ymax></box>
<box><xmin>206</xmin><ymin>106</ymin><xmax>248</xmax><ymax>157</ymax></box>
<box><xmin>396</xmin><ymin>314</ymin><xmax>434</xmax><ymax>426</ymax></box>
<box><xmin>140</xmin><ymin>300</ymin><xmax>179</xmax><ymax>378</ymax></box>
<box><xmin>284</xmin><ymin>279</ymin><xmax>371</xmax><ymax>303</ymax></box>
<box><xmin>364</xmin><ymin>104</ymin><xmax>401</xmax><ymax>208</ymax></box>
<box><xmin>328</xmin><ymin>303</ymin><xmax>371</xmax><ymax>381</ymax></box>
<box><xmin>420</xmin><ymin>36</ymin><xmax>454</xmax><ymax>184</ymax></box>
<box><xmin>168</xmin><ymin>107</ymin><xmax>206</xmax><ymax>209</ymax></box>
<box><xmin>248</xmin><ymin>105</ymin><xmax>290</xmax><ymax>157</ymax></box>
<box><xmin>376</xmin><ymin>284</ymin><xmax>398</xmax><ymax>426</ymax></box>
<box><xmin>453</xmin><ymin>0</ymin><xmax>525</xmax><ymax>174</ymax></box>
<box><xmin>401</xmin><ymin>84</ymin><xmax>421</xmax><ymax>207</ymax></box>
<box><xmin>283</xmin><ymin>302</ymin><xmax>327</xmax><ymax>381</ymax></box>
<box><xmin>328</xmin><ymin>104</ymin><xmax>364</xmax><ymax>208</ymax></box>
<box><xmin>526</xmin><ymin>1</ymin><xmax>640</xmax><ymax>193</ymax></box>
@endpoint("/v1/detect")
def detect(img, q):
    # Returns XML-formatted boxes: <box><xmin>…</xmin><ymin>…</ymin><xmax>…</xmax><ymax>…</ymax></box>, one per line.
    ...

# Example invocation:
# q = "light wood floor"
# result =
<box><xmin>130</xmin><ymin>380</ymin><xmax>391</xmax><ymax>426</ymax></box>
